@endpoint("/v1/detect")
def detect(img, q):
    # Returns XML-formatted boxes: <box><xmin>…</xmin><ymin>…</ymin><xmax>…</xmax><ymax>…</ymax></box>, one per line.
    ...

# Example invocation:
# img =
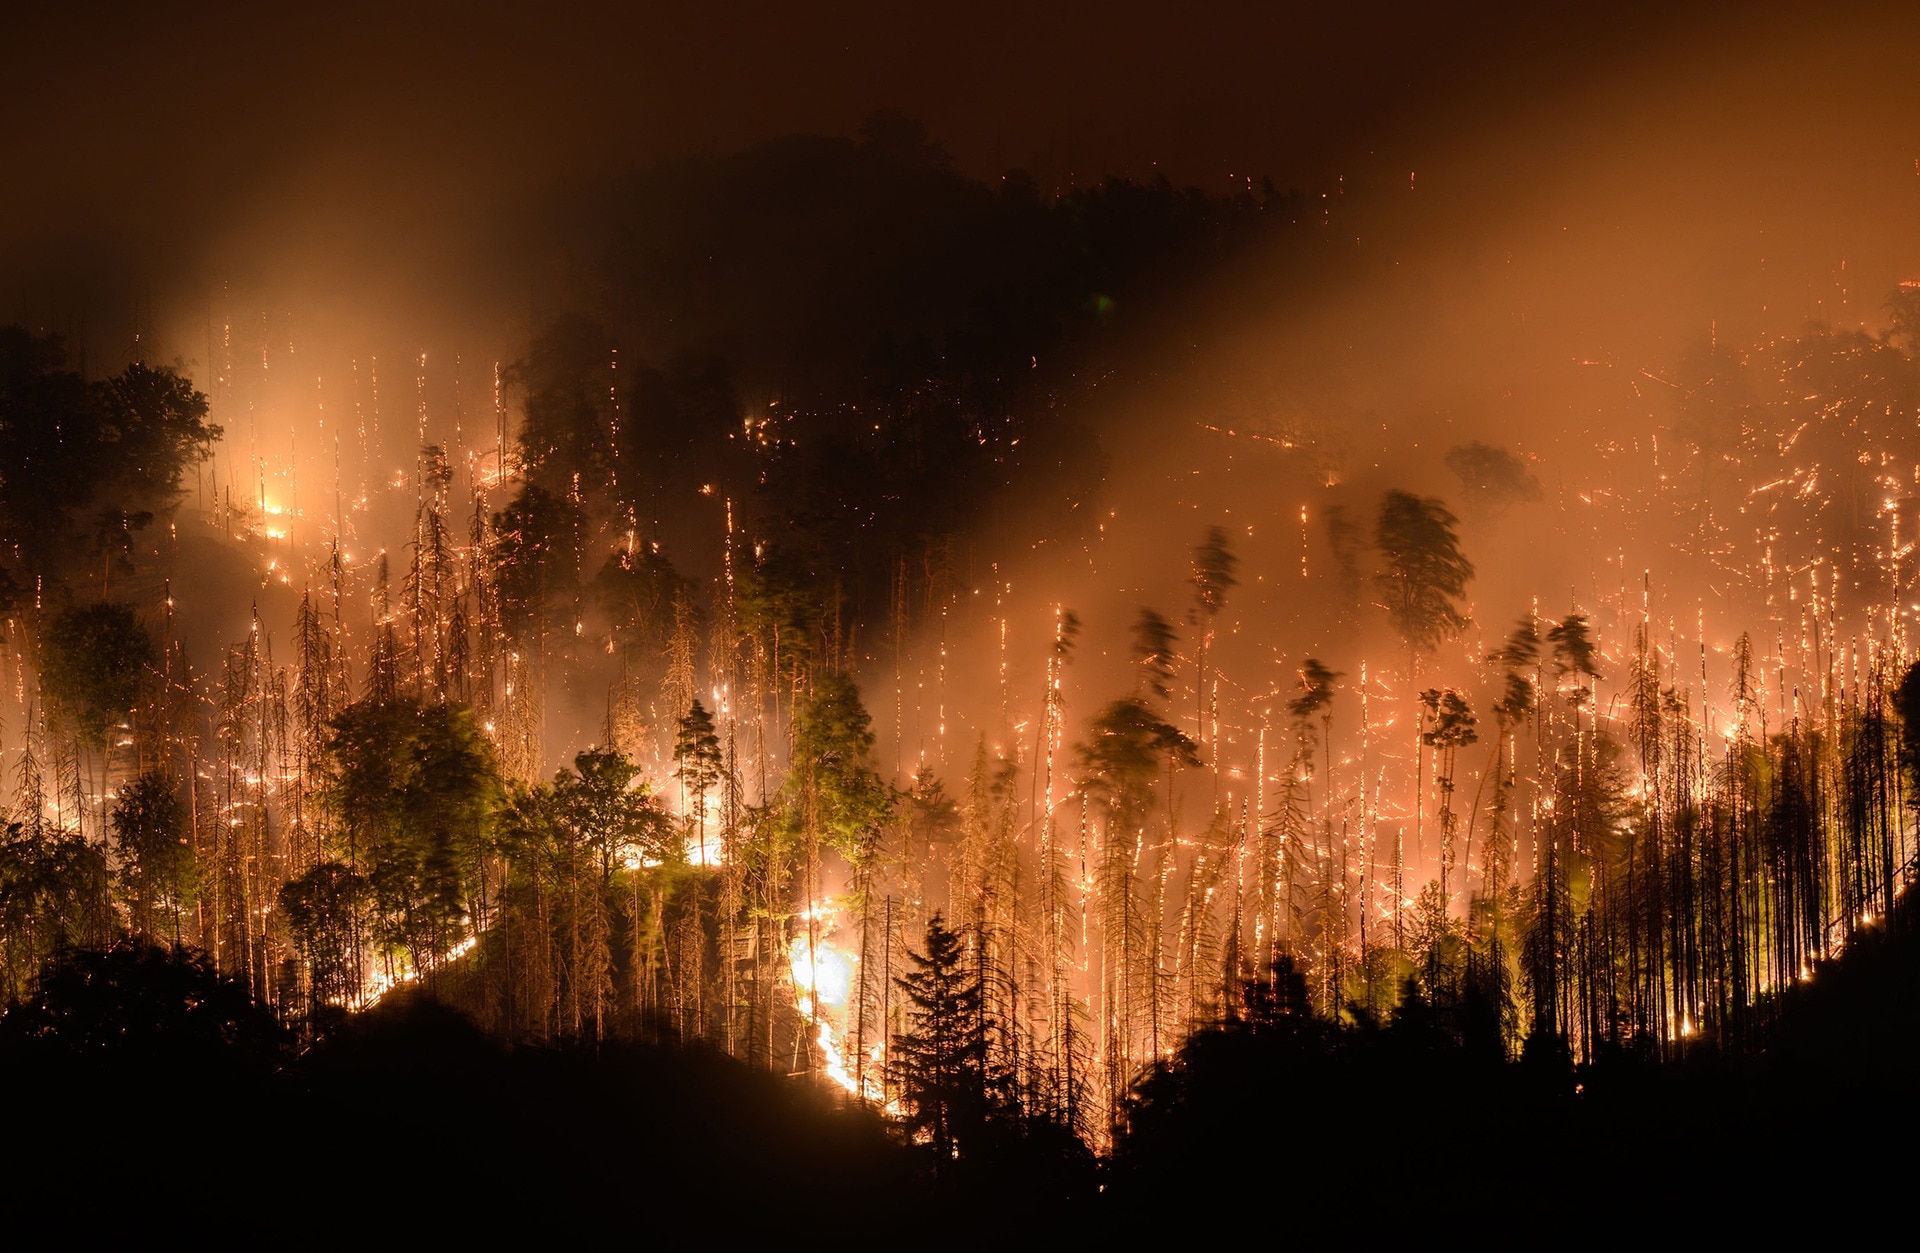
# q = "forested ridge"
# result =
<box><xmin>3</xmin><ymin>125</ymin><xmax>1920</xmax><ymax>1232</ymax></box>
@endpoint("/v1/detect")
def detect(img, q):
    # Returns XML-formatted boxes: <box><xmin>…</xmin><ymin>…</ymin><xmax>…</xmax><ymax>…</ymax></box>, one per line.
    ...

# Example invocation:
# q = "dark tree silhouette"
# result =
<box><xmin>38</xmin><ymin>602</ymin><xmax>154</xmax><ymax>749</ymax></box>
<box><xmin>1445</xmin><ymin>441</ymin><xmax>1541</xmax><ymax>517</ymax></box>
<box><xmin>280</xmin><ymin>861</ymin><xmax>370</xmax><ymax>1016</ymax></box>
<box><xmin>0</xmin><ymin>941</ymin><xmax>284</xmax><ymax>1075</ymax></box>
<box><xmin>890</xmin><ymin>912</ymin><xmax>996</xmax><ymax>1169</ymax></box>
<box><xmin>0</xmin><ymin>330</ymin><xmax>218</xmax><ymax>595</ymax></box>
<box><xmin>1374</xmin><ymin>489</ymin><xmax>1474</xmax><ymax>663</ymax></box>
<box><xmin>1131</xmin><ymin>607</ymin><xmax>1178</xmax><ymax>702</ymax></box>
<box><xmin>109</xmin><ymin>772</ymin><xmax>195</xmax><ymax>945</ymax></box>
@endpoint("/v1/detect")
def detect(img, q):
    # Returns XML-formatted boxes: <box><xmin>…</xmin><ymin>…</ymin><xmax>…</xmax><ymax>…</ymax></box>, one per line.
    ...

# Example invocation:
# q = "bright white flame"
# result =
<box><xmin>790</xmin><ymin>930</ymin><xmax>882</xmax><ymax>1099</ymax></box>
<box><xmin>790</xmin><ymin>935</ymin><xmax>851</xmax><ymax>1010</ymax></box>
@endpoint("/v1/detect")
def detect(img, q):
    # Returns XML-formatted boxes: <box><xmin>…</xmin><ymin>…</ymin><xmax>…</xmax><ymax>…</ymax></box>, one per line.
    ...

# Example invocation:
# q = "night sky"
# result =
<box><xmin>11</xmin><ymin>1</ymin><xmax>1920</xmax><ymax>346</ymax></box>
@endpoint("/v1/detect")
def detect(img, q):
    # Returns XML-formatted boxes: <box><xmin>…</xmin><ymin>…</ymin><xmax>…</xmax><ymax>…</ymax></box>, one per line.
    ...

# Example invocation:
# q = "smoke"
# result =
<box><xmin>6</xmin><ymin>2</ymin><xmax>1920</xmax><ymax>782</ymax></box>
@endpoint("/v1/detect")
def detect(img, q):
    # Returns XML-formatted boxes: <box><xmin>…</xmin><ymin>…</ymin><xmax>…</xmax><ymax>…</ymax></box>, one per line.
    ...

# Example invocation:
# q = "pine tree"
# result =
<box><xmin>1374</xmin><ymin>490</ymin><xmax>1473</xmax><ymax>949</ymax></box>
<box><xmin>891</xmin><ymin>912</ymin><xmax>996</xmax><ymax>1168</ymax></box>
<box><xmin>674</xmin><ymin>698</ymin><xmax>724</xmax><ymax>863</ymax></box>
<box><xmin>1189</xmin><ymin>527</ymin><xmax>1238</xmax><ymax>762</ymax></box>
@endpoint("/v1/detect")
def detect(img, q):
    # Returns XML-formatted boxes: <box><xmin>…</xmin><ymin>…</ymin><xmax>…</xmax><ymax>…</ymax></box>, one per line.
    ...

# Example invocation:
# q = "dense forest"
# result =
<box><xmin>4</xmin><ymin>124</ymin><xmax>1920</xmax><ymax>1228</ymax></box>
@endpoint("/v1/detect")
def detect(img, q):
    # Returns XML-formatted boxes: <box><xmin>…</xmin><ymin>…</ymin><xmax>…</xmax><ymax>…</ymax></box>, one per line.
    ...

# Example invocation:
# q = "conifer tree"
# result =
<box><xmin>1189</xmin><ymin>527</ymin><xmax>1238</xmax><ymax>761</ymax></box>
<box><xmin>891</xmin><ymin>912</ymin><xmax>995</xmax><ymax>1168</ymax></box>
<box><xmin>1374</xmin><ymin>491</ymin><xmax>1473</xmax><ymax>949</ymax></box>
<box><xmin>109</xmin><ymin>771</ymin><xmax>195</xmax><ymax>946</ymax></box>
<box><xmin>674</xmin><ymin>698</ymin><xmax>725</xmax><ymax>863</ymax></box>
<box><xmin>1374</xmin><ymin>491</ymin><xmax>1474</xmax><ymax>664</ymax></box>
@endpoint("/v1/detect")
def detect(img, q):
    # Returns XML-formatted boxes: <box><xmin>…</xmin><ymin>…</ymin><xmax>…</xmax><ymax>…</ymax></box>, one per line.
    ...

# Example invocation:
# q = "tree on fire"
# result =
<box><xmin>14</xmin><ymin>116</ymin><xmax>1920</xmax><ymax>1238</ymax></box>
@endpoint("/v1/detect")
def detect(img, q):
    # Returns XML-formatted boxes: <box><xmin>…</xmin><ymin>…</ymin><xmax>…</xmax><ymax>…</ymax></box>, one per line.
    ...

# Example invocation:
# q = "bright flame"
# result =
<box><xmin>790</xmin><ymin>930</ymin><xmax>882</xmax><ymax>1099</ymax></box>
<box><xmin>360</xmin><ymin>934</ymin><xmax>479</xmax><ymax>1009</ymax></box>
<box><xmin>790</xmin><ymin>934</ymin><xmax>851</xmax><ymax>1009</ymax></box>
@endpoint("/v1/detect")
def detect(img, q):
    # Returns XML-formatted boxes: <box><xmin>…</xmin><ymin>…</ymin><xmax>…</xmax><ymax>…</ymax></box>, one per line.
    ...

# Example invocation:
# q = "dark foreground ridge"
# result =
<box><xmin>5</xmin><ymin>890</ymin><xmax>1919</xmax><ymax>1240</ymax></box>
<box><xmin>1114</xmin><ymin>881</ymin><xmax>1920</xmax><ymax>1237</ymax></box>
<box><xmin>0</xmin><ymin>945</ymin><xmax>1083</xmax><ymax>1241</ymax></box>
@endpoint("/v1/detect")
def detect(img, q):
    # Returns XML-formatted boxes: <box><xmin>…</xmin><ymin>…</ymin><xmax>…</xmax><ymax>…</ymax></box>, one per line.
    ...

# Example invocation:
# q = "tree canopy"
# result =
<box><xmin>0</xmin><ymin>329</ymin><xmax>218</xmax><ymax>591</ymax></box>
<box><xmin>1375</xmin><ymin>489</ymin><xmax>1474</xmax><ymax>660</ymax></box>
<box><xmin>38</xmin><ymin>602</ymin><xmax>154</xmax><ymax>748</ymax></box>
<box><xmin>323</xmin><ymin>695</ymin><xmax>502</xmax><ymax>969</ymax></box>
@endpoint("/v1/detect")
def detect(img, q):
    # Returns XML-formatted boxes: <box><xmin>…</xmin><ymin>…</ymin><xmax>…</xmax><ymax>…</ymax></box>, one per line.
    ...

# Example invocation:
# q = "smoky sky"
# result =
<box><xmin>14</xmin><ymin>0</ymin><xmax>1910</xmax><ymax>341</ymax></box>
<box><xmin>6</xmin><ymin>0</ymin><xmax>1920</xmax><ymax>770</ymax></box>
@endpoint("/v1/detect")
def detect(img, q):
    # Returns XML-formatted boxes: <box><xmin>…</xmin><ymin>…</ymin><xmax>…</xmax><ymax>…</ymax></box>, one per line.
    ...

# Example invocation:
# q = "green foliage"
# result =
<box><xmin>675</xmin><ymin>700</ymin><xmax>726</xmax><ymax>861</ymax></box>
<box><xmin>493</xmin><ymin>746</ymin><xmax>671</xmax><ymax>885</ymax></box>
<box><xmin>487</xmin><ymin>748</ymin><xmax>671</xmax><ymax>1041</ymax></box>
<box><xmin>497</xmin><ymin>749</ymin><xmax>671</xmax><ymax>875</ymax></box>
<box><xmin>907</xmin><ymin>765</ymin><xmax>960</xmax><ymax>847</ymax></box>
<box><xmin>1410</xmin><ymin>879</ymin><xmax>1465</xmax><ymax>986</ymax></box>
<box><xmin>39</xmin><ymin>602</ymin><xmax>154</xmax><ymax>748</ymax></box>
<box><xmin>790</xmin><ymin>673</ymin><xmax>892</xmax><ymax>861</ymax></box>
<box><xmin>674</xmin><ymin>700</ymin><xmax>724</xmax><ymax>797</ymax></box>
<box><xmin>279</xmin><ymin>862</ymin><xmax>370</xmax><ymax>1012</ymax></box>
<box><xmin>555</xmin><ymin>745</ymin><xmax>674</xmax><ymax>872</ymax></box>
<box><xmin>1374</xmin><ymin>489</ymin><xmax>1474</xmax><ymax>657</ymax></box>
<box><xmin>93</xmin><ymin>364</ymin><xmax>222</xmax><ymax>505</ymax></box>
<box><xmin>0</xmin><ymin>330</ymin><xmax>218</xmax><ymax>587</ymax></box>
<box><xmin>0</xmin><ymin>822</ymin><xmax>112</xmax><ymax>1001</ymax></box>
<box><xmin>737</xmin><ymin>541</ymin><xmax>830</xmax><ymax>685</ymax></box>
<box><xmin>323</xmin><ymin>695</ymin><xmax>502</xmax><ymax>970</ymax></box>
<box><xmin>109</xmin><ymin>771</ymin><xmax>195</xmax><ymax>944</ymax></box>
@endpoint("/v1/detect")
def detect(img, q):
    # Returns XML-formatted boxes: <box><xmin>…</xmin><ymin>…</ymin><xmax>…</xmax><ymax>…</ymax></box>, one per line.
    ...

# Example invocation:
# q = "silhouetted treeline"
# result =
<box><xmin>514</xmin><ymin>112</ymin><xmax>1296</xmax><ymax>620</ymax></box>
<box><xmin>1104</xmin><ymin>884</ymin><xmax>1920</xmax><ymax>1236</ymax></box>
<box><xmin>0</xmin><ymin>941</ymin><xmax>1102</xmax><ymax>1238</ymax></box>
<box><xmin>7</xmin><ymin>903</ymin><xmax>1919</xmax><ymax>1237</ymax></box>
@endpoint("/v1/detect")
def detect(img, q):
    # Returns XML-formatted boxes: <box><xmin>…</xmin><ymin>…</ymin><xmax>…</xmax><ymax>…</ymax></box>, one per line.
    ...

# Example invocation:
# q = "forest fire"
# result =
<box><xmin>789</xmin><ymin>931</ymin><xmax>860</xmax><ymax>1095</ymax></box>
<box><xmin>7</xmin><ymin>2</ymin><xmax>1920</xmax><ymax>1233</ymax></box>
